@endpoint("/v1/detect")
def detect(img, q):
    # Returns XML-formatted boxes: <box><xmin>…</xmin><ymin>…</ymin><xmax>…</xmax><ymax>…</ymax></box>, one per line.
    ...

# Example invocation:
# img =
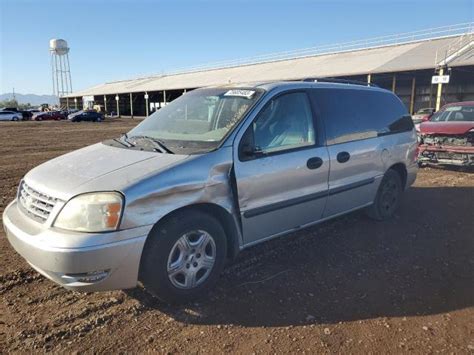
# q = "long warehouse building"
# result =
<box><xmin>62</xmin><ymin>25</ymin><xmax>474</xmax><ymax>116</ymax></box>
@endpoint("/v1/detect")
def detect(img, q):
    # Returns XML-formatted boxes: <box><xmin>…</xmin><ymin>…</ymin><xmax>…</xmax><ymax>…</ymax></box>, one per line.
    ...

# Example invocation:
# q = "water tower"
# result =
<box><xmin>49</xmin><ymin>39</ymin><xmax>73</xmax><ymax>97</ymax></box>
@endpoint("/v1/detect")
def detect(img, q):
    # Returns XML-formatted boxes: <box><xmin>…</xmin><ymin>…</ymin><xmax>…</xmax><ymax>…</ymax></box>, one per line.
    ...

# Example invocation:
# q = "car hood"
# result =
<box><xmin>24</xmin><ymin>143</ymin><xmax>190</xmax><ymax>201</ymax></box>
<box><xmin>420</xmin><ymin>121</ymin><xmax>474</xmax><ymax>135</ymax></box>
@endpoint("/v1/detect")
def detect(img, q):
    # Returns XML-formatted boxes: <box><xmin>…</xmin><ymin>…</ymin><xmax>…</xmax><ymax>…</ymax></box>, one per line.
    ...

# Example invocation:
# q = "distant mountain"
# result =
<box><xmin>0</xmin><ymin>93</ymin><xmax>59</xmax><ymax>106</ymax></box>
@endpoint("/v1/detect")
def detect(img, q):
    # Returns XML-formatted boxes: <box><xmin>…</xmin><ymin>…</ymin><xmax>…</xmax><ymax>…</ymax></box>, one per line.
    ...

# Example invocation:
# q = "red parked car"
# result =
<box><xmin>418</xmin><ymin>101</ymin><xmax>474</xmax><ymax>166</ymax></box>
<box><xmin>32</xmin><ymin>111</ymin><xmax>66</xmax><ymax>121</ymax></box>
<box><xmin>412</xmin><ymin>107</ymin><xmax>435</xmax><ymax>132</ymax></box>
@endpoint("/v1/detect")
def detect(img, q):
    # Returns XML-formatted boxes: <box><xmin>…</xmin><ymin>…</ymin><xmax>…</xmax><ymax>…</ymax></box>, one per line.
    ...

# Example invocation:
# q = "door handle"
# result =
<box><xmin>307</xmin><ymin>157</ymin><xmax>323</xmax><ymax>170</ymax></box>
<box><xmin>337</xmin><ymin>151</ymin><xmax>351</xmax><ymax>163</ymax></box>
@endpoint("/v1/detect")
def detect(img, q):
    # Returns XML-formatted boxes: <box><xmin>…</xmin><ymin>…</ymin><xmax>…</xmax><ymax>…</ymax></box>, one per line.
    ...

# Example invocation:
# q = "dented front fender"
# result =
<box><xmin>120</xmin><ymin>146</ymin><xmax>240</xmax><ymax>240</ymax></box>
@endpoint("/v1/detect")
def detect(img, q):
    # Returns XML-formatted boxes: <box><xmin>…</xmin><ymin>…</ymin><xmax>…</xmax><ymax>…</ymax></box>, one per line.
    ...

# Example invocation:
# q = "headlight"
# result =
<box><xmin>54</xmin><ymin>192</ymin><xmax>123</xmax><ymax>232</ymax></box>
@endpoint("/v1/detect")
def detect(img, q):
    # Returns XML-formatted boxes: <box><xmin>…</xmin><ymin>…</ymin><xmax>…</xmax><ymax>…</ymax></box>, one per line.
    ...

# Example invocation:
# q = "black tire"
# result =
<box><xmin>140</xmin><ymin>210</ymin><xmax>227</xmax><ymax>304</ymax></box>
<box><xmin>366</xmin><ymin>169</ymin><xmax>403</xmax><ymax>221</ymax></box>
<box><xmin>11</xmin><ymin>116</ymin><xmax>19</xmax><ymax>121</ymax></box>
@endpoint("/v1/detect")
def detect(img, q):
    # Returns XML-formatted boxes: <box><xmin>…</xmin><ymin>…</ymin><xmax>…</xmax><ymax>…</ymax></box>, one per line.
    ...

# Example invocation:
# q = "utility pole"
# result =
<box><xmin>435</xmin><ymin>68</ymin><xmax>444</xmax><ymax>111</ymax></box>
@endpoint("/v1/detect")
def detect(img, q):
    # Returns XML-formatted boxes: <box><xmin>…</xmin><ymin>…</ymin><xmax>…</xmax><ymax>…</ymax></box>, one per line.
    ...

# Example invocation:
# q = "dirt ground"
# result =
<box><xmin>1</xmin><ymin>119</ymin><xmax>473</xmax><ymax>353</ymax></box>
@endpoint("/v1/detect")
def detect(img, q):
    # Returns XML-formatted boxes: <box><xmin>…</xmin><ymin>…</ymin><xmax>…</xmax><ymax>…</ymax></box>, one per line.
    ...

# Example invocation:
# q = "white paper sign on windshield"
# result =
<box><xmin>224</xmin><ymin>90</ymin><xmax>256</xmax><ymax>99</ymax></box>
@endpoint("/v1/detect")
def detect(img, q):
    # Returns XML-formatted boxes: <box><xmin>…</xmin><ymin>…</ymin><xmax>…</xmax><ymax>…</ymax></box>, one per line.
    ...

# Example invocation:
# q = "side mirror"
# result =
<box><xmin>239</xmin><ymin>142</ymin><xmax>265</xmax><ymax>161</ymax></box>
<box><xmin>239</xmin><ymin>126</ymin><xmax>265</xmax><ymax>160</ymax></box>
<box><xmin>241</xmin><ymin>143</ymin><xmax>255</xmax><ymax>157</ymax></box>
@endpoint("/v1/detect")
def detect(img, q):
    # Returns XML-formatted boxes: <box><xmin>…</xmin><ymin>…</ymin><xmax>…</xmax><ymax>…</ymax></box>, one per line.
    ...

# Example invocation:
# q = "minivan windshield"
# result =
<box><xmin>125</xmin><ymin>88</ymin><xmax>262</xmax><ymax>154</ymax></box>
<box><xmin>430</xmin><ymin>105</ymin><xmax>474</xmax><ymax>122</ymax></box>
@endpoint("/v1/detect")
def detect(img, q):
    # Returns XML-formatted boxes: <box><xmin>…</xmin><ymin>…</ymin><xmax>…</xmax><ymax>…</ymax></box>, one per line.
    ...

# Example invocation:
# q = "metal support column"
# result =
<box><xmin>66</xmin><ymin>53</ymin><xmax>73</xmax><ymax>93</ymax></box>
<box><xmin>58</xmin><ymin>54</ymin><xmax>65</xmax><ymax>97</ymax></box>
<box><xmin>163</xmin><ymin>90</ymin><xmax>167</xmax><ymax>106</ymax></box>
<box><xmin>367</xmin><ymin>74</ymin><xmax>371</xmax><ymax>84</ymax></box>
<box><xmin>145</xmin><ymin>92</ymin><xmax>149</xmax><ymax>117</ymax></box>
<box><xmin>130</xmin><ymin>93</ymin><xmax>134</xmax><ymax>118</ymax></box>
<box><xmin>116</xmin><ymin>95</ymin><xmax>120</xmax><ymax>117</ymax></box>
<box><xmin>50</xmin><ymin>53</ymin><xmax>56</xmax><ymax>96</ymax></box>
<box><xmin>435</xmin><ymin>68</ymin><xmax>444</xmax><ymax>111</ymax></box>
<box><xmin>54</xmin><ymin>55</ymin><xmax>60</xmax><ymax>97</ymax></box>
<box><xmin>428</xmin><ymin>83</ymin><xmax>433</xmax><ymax>108</ymax></box>
<box><xmin>410</xmin><ymin>77</ymin><xmax>416</xmax><ymax>114</ymax></box>
<box><xmin>392</xmin><ymin>74</ymin><xmax>397</xmax><ymax>93</ymax></box>
<box><xmin>104</xmin><ymin>95</ymin><xmax>107</xmax><ymax>113</ymax></box>
<box><xmin>66</xmin><ymin>97</ymin><xmax>69</xmax><ymax>110</ymax></box>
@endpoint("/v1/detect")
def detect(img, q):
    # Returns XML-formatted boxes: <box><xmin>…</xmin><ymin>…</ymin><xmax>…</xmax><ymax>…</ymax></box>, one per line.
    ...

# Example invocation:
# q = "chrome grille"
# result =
<box><xmin>18</xmin><ymin>182</ymin><xmax>58</xmax><ymax>223</ymax></box>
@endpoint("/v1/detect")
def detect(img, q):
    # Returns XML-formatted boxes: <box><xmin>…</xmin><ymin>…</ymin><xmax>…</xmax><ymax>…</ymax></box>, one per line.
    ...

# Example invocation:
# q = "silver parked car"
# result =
<box><xmin>0</xmin><ymin>110</ymin><xmax>23</xmax><ymax>121</ymax></box>
<box><xmin>3</xmin><ymin>81</ymin><xmax>418</xmax><ymax>303</ymax></box>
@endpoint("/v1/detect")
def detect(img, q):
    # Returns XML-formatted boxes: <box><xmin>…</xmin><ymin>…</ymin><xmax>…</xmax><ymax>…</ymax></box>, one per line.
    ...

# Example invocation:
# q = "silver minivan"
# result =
<box><xmin>3</xmin><ymin>81</ymin><xmax>418</xmax><ymax>303</ymax></box>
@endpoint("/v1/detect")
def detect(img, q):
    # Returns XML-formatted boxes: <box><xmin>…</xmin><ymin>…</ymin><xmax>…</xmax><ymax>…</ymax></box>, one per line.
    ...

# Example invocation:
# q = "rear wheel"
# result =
<box><xmin>140</xmin><ymin>210</ymin><xmax>227</xmax><ymax>304</ymax></box>
<box><xmin>11</xmin><ymin>116</ymin><xmax>19</xmax><ymax>121</ymax></box>
<box><xmin>366</xmin><ymin>169</ymin><xmax>403</xmax><ymax>221</ymax></box>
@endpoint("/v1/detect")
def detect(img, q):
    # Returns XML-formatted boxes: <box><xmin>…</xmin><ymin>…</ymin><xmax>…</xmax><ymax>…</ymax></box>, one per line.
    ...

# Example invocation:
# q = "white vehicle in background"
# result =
<box><xmin>28</xmin><ymin>109</ymin><xmax>41</xmax><ymax>117</ymax></box>
<box><xmin>0</xmin><ymin>111</ymin><xmax>23</xmax><ymax>121</ymax></box>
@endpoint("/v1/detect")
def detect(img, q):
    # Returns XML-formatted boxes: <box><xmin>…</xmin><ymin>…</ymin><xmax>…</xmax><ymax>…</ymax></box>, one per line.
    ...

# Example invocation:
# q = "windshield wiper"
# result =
<box><xmin>128</xmin><ymin>135</ymin><xmax>174</xmax><ymax>154</ymax></box>
<box><xmin>113</xmin><ymin>134</ymin><xmax>134</xmax><ymax>148</ymax></box>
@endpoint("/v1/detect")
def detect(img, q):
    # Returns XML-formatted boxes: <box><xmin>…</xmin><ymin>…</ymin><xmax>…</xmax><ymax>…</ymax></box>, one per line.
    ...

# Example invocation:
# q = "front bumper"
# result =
<box><xmin>3</xmin><ymin>200</ymin><xmax>149</xmax><ymax>292</ymax></box>
<box><xmin>418</xmin><ymin>145</ymin><xmax>474</xmax><ymax>166</ymax></box>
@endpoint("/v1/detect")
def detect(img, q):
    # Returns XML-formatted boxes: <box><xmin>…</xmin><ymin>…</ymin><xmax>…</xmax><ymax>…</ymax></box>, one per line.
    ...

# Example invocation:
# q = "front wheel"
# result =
<box><xmin>366</xmin><ymin>169</ymin><xmax>403</xmax><ymax>221</ymax></box>
<box><xmin>140</xmin><ymin>210</ymin><xmax>227</xmax><ymax>304</ymax></box>
<box><xmin>11</xmin><ymin>116</ymin><xmax>19</xmax><ymax>121</ymax></box>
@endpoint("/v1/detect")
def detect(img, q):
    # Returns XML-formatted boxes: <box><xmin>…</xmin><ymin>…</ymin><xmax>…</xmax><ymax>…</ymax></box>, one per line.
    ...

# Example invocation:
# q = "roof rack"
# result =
<box><xmin>302</xmin><ymin>77</ymin><xmax>379</xmax><ymax>87</ymax></box>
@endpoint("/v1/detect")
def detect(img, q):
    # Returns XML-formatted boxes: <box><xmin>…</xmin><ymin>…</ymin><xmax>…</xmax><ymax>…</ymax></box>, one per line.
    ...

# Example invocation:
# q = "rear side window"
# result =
<box><xmin>312</xmin><ymin>88</ymin><xmax>410</xmax><ymax>145</ymax></box>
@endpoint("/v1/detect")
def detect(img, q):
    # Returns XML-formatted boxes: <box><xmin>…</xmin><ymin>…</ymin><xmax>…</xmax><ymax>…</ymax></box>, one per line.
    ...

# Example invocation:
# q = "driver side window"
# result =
<box><xmin>253</xmin><ymin>92</ymin><xmax>315</xmax><ymax>153</ymax></box>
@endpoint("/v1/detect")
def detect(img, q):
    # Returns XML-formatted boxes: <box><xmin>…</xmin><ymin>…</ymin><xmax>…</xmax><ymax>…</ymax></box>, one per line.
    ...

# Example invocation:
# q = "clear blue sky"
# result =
<box><xmin>1</xmin><ymin>0</ymin><xmax>473</xmax><ymax>95</ymax></box>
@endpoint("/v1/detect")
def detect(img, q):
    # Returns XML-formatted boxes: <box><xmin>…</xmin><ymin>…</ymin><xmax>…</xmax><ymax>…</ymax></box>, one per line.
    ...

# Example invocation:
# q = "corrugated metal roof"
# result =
<box><xmin>65</xmin><ymin>35</ymin><xmax>474</xmax><ymax>98</ymax></box>
<box><xmin>449</xmin><ymin>46</ymin><xmax>474</xmax><ymax>66</ymax></box>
